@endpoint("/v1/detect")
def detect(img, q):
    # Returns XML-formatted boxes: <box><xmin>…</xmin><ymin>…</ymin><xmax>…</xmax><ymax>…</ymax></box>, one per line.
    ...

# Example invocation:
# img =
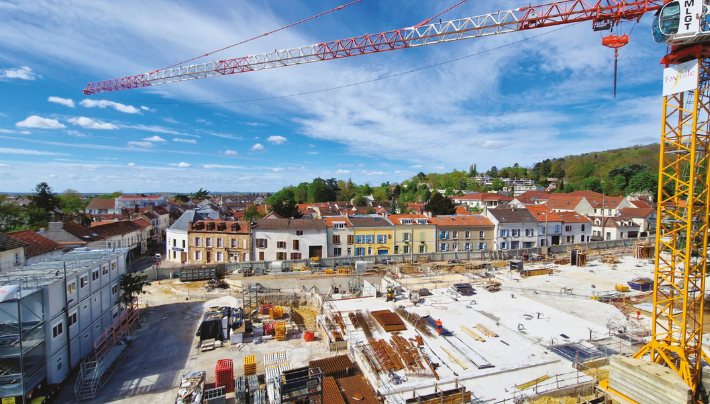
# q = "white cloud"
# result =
<box><xmin>203</xmin><ymin>164</ymin><xmax>248</xmax><ymax>169</ymax></box>
<box><xmin>127</xmin><ymin>141</ymin><xmax>153</xmax><ymax>148</ymax></box>
<box><xmin>251</xmin><ymin>143</ymin><xmax>264</xmax><ymax>151</ymax></box>
<box><xmin>177</xmin><ymin>162</ymin><xmax>191</xmax><ymax>168</ymax></box>
<box><xmin>272</xmin><ymin>167</ymin><xmax>285</xmax><ymax>172</ymax></box>
<box><xmin>141</xmin><ymin>106</ymin><xmax>150</xmax><ymax>111</ymax></box>
<box><xmin>0</xmin><ymin>147</ymin><xmax>68</xmax><ymax>156</ymax></box>
<box><xmin>308</xmin><ymin>144</ymin><xmax>316</xmax><ymax>148</ymax></box>
<box><xmin>160</xmin><ymin>117</ymin><xmax>181</xmax><ymax>124</ymax></box>
<box><xmin>0</xmin><ymin>163</ymin><xmax>9</xmax><ymax>167</ymax></box>
<box><xmin>224</xmin><ymin>150</ymin><xmax>238</xmax><ymax>156</ymax></box>
<box><xmin>478</xmin><ymin>140</ymin><xmax>510</xmax><ymax>149</ymax></box>
<box><xmin>66</xmin><ymin>130</ymin><xmax>87</xmax><ymax>137</ymax></box>
<box><xmin>307</xmin><ymin>151</ymin><xmax>319</xmax><ymax>155</ymax></box>
<box><xmin>127</xmin><ymin>163</ymin><xmax>136</xmax><ymax>166</ymax></box>
<box><xmin>16</xmin><ymin>115</ymin><xmax>65</xmax><ymax>129</ymax></box>
<box><xmin>68</xmin><ymin>117</ymin><xmax>117</xmax><ymax>130</ymax></box>
<box><xmin>1</xmin><ymin>66</ymin><xmax>36</xmax><ymax>80</ymax></box>
<box><xmin>143</xmin><ymin>135</ymin><xmax>166</xmax><ymax>142</ymax></box>
<box><xmin>173</xmin><ymin>138</ymin><xmax>197</xmax><ymax>144</ymax></box>
<box><xmin>245</xmin><ymin>122</ymin><xmax>267</xmax><ymax>127</ymax></box>
<box><xmin>267</xmin><ymin>135</ymin><xmax>287</xmax><ymax>145</ymax></box>
<box><xmin>127</xmin><ymin>124</ymin><xmax>184</xmax><ymax>135</ymax></box>
<box><xmin>362</xmin><ymin>170</ymin><xmax>384</xmax><ymax>176</ymax></box>
<box><xmin>336</xmin><ymin>169</ymin><xmax>351</xmax><ymax>174</ymax></box>
<box><xmin>434</xmin><ymin>166</ymin><xmax>445</xmax><ymax>170</ymax></box>
<box><xmin>48</xmin><ymin>96</ymin><xmax>74</xmax><ymax>108</ymax></box>
<box><xmin>0</xmin><ymin>129</ymin><xmax>15</xmax><ymax>134</ymax></box>
<box><xmin>79</xmin><ymin>99</ymin><xmax>140</xmax><ymax>114</ymax></box>
<box><xmin>410</xmin><ymin>164</ymin><xmax>424</xmax><ymax>169</ymax></box>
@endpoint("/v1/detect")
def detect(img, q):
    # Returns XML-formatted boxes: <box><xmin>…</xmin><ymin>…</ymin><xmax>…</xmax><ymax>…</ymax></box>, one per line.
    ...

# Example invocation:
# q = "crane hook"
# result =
<box><xmin>602</xmin><ymin>34</ymin><xmax>630</xmax><ymax>98</ymax></box>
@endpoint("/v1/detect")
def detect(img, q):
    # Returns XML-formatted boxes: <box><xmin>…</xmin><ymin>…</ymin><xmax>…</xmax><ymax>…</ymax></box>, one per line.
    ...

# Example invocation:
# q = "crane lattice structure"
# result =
<box><xmin>84</xmin><ymin>1</ymin><xmax>710</xmax><ymax>402</ymax></box>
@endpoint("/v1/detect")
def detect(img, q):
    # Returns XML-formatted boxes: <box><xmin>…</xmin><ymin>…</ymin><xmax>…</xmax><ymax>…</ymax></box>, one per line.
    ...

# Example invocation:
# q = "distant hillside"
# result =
<box><xmin>559</xmin><ymin>144</ymin><xmax>659</xmax><ymax>181</ymax></box>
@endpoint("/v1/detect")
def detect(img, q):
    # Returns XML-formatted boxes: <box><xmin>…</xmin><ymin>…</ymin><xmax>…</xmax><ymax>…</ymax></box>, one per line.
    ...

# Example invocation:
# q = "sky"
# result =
<box><xmin>0</xmin><ymin>0</ymin><xmax>666</xmax><ymax>193</ymax></box>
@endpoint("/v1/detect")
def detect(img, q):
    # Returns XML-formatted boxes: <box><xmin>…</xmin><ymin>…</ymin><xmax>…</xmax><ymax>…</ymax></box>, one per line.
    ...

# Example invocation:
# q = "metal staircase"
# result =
<box><xmin>74</xmin><ymin>303</ymin><xmax>138</xmax><ymax>400</ymax></box>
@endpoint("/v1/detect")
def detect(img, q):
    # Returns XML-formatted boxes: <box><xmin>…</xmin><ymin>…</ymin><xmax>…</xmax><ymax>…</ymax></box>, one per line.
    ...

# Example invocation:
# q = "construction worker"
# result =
<box><xmin>435</xmin><ymin>319</ymin><xmax>442</xmax><ymax>335</ymax></box>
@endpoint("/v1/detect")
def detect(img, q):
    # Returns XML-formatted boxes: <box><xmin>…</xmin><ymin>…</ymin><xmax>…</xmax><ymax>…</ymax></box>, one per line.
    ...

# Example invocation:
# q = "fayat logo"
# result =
<box><xmin>666</xmin><ymin>66</ymin><xmax>696</xmax><ymax>89</ymax></box>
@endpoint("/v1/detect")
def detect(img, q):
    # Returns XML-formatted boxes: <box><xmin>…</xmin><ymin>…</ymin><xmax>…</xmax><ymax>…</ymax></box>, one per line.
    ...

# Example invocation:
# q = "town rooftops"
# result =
<box><xmin>545</xmin><ymin>194</ymin><xmax>586</xmax><ymax>209</ymax></box>
<box><xmin>348</xmin><ymin>216</ymin><xmax>393</xmax><ymax>227</ymax></box>
<box><xmin>620</xmin><ymin>207</ymin><xmax>655</xmax><ymax>218</ymax></box>
<box><xmin>455</xmin><ymin>193</ymin><xmax>513</xmax><ymax>201</ymax></box>
<box><xmin>61</xmin><ymin>222</ymin><xmax>104</xmax><ymax>242</ymax></box>
<box><xmin>6</xmin><ymin>230</ymin><xmax>62</xmax><ymax>258</ymax></box>
<box><xmin>189</xmin><ymin>220</ymin><xmax>250</xmax><ymax>234</ymax></box>
<box><xmin>251</xmin><ymin>218</ymin><xmax>326</xmax><ymax>231</ymax></box>
<box><xmin>323</xmin><ymin>217</ymin><xmax>352</xmax><ymax>227</ymax></box>
<box><xmin>556</xmin><ymin>211</ymin><xmax>592</xmax><ymax>224</ymax></box>
<box><xmin>525</xmin><ymin>205</ymin><xmax>564</xmax><ymax>222</ymax></box>
<box><xmin>587</xmin><ymin>195</ymin><xmax>626</xmax><ymax>209</ymax></box>
<box><xmin>433</xmin><ymin>215</ymin><xmax>493</xmax><ymax>226</ymax></box>
<box><xmin>90</xmin><ymin>220</ymin><xmax>144</xmax><ymax>238</ymax></box>
<box><xmin>514</xmin><ymin>191</ymin><xmax>550</xmax><ymax>204</ymax></box>
<box><xmin>168</xmin><ymin>210</ymin><xmax>206</xmax><ymax>231</ymax></box>
<box><xmin>486</xmin><ymin>206</ymin><xmax>537</xmax><ymax>223</ymax></box>
<box><xmin>85</xmin><ymin>198</ymin><xmax>116</xmax><ymax>211</ymax></box>
<box><xmin>599</xmin><ymin>217</ymin><xmax>638</xmax><ymax>228</ymax></box>
<box><xmin>0</xmin><ymin>233</ymin><xmax>29</xmax><ymax>253</ymax></box>
<box><xmin>0</xmin><ymin>248</ymin><xmax>126</xmax><ymax>290</ymax></box>
<box><xmin>387</xmin><ymin>214</ymin><xmax>433</xmax><ymax>225</ymax></box>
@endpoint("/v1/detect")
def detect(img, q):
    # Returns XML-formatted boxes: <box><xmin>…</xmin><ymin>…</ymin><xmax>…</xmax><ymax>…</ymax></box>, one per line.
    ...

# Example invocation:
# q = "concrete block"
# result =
<box><xmin>609</xmin><ymin>356</ymin><xmax>691</xmax><ymax>404</ymax></box>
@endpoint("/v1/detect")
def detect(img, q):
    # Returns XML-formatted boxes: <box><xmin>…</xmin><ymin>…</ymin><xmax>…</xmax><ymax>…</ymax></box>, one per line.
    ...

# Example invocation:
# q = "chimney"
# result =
<box><xmin>188</xmin><ymin>221</ymin><xmax>193</xmax><ymax>231</ymax></box>
<box><xmin>134</xmin><ymin>204</ymin><xmax>139</xmax><ymax>214</ymax></box>
<box><xmin>147</xmin><ymin>205</ymin><xmax>153</xmax><ymax>214</ymax></box>
<box><xmin>48</xmin><ymin>222</ymin><xmax>64</xmax><ymax>231</ymax></box>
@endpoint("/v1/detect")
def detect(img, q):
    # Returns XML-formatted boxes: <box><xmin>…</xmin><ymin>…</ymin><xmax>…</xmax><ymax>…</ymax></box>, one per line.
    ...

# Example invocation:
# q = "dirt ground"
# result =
<box><xmin>53</xmin><ymin>280</ymin><xmax>331</xmax><ymax>404</ymax></box>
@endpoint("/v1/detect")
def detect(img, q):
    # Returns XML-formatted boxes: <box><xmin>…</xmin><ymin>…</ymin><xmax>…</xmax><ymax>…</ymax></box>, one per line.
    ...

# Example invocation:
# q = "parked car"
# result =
<box><xmin>448</xmin><ymin>259</ymin><xmax>462</xmax><ymax>264</ymax></box>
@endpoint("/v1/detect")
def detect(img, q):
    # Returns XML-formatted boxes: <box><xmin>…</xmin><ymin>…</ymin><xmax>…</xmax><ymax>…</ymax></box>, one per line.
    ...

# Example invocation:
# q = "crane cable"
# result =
<box><xmin>415</xmin><ymin>0</ymin><xmax>472</xmax><ymax>28</ymax></box>
<box><xmin>154</xmin><ymin>0</ymin><xmax>365</xmax><ymax>72</ymax></box>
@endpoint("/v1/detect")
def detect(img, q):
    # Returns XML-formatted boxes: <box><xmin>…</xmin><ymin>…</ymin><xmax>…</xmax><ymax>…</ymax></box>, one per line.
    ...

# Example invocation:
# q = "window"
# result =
<box><xmin>194</xmin><ymin>237</ymin><xmax>202</xmax><ymax>247</ymax></box>
<box><xmin>465</xmin><ymin>231</ymin><xmax>471</xmax><ymax>239</ymax></box>
<box><xmin>480</xmin><ymin>230</ymin><xmax>485</xmax><ymax>239</ymax></box>
<box><xmin>499</xmin><ymin>229</ymin><xmax>505</xmax><ymax>237</ymax></box>
<box><xmin>524</xmin><ymin>242</ymin><xmax>534</xmax><ymax>248</ymax></box>
<box><xmin>277</xmin><ymin>241</ymin><xmax>287</xmax><ymax>249</ymax></box>
<box><xmin>15</xmin><ymin>253</ymin><xmax>20</xmax><ymax>265</ymax></box>
<box><xmin>355</xmin><ymin>247</ymin><xmax>365</xmax><ymax>256</ymax></box>
<box><xmin>91</xmin><ymin>270</ymin><xmax>99</xmax><ymax>281</ymax></box>
<box><xmin>334</xmin><ymin>247</ymin><xmax>342</xmax><ymax>256</ymax></box>
<box><xmin>581</xmin><ymin>224</ymin><xmax>586</xmax><ymax>231</ymax></box>
<box><xmin>113</xmin><ymin>312</ymin><xmax>119</xmax><ymax>319</ymax></box>
<box><xmin>67</xmin><ymin>282</ymin><xmax>76</xmax><ymax>295</ymax></box>
<box><xmin>112</xmin><ymin>285</ymin><xmax>118</xmax><ymax>295</ymax></box>
<box><xmin>401</xmin><ymin>219</ymin><xmax>413</xmax><ymax>224</ymax></box>
<box><xmin>333</xmin><ymin>235</ymin><xmax>341</xmax><ymax>244</ymax></box>
<box><xmin>377</xmin><ymin>235</ymin><xmax>387</xmax><ymax>243</ymax></box>
<box><xmin>555</xmin><ymin>225</ymin><xmax>561</xmax><ymax>233</ymax></box>
<box><xmin>102</xmin><ymin>265</ymin><xmax>108</xmax><ymax>275</ymax></box>
<box><xmin>68</xmin><ymin>311</ymin><xmax>77</xmax><ymax>327</ymax></box>
<box><xmin>439</xmin><ymin>231</ymin><xmax>448</xmax><ymax>240</ymax></box>
<box><xmin>293</xmin><ymin>240</ymin><xmax>300</xmax><ymax>250</ymax></box>
<box><xmin>367</xmin><ymin>247</ymin><xmax>372</xmax><ymax>255</ymax></box>
<box><xmin>80</xmin><ymin>275</ymin><xmax>88</xmax><ymax>288</ymax></box>
<box><xmin>477</xmin><ymin>242</ymin><xmax>487</xmax><ymax>250</ymax></box>
<box><xmin>355</xmin><ymin>235</ymin><xmax>365</xmax><ymax>244</ymax></box>
<box><xmin>217</xmin><ymin>252</ymin><xmax>223</xmax><ymax>261</ymax></box>
<box><xmin>206</xmin><ymin>238</ymin><xmax>212</xmax><ymax>247</ymax></box>
<box><xmin>365</xmin><ymin>235</ymin><xmax>374</xmax><ymax>244</ymax></box>
<box><xmin>259</xmin><ymin>252</ymin><xmax>265</xmax><ymax>260</ymax></box>
<box><xmin>57</xmin><ymin>356</ymin><xmax>62</xmax><ymax>370</ymax></box>
<box><xmin>334</xmin><ymin>222</ymin><xmax>345</xmax><ymax>229</ymax></box>
<box><xmin>182</xmin><ymin>240</ymin><xmax>186</xmax><ymax>248</ymax></box>
<box><xmin>394</xmin><ymin>246</ymin><xmax>399</xmax><ymax>254</ymax></box>
<box><xmin>594</xmin><ymin>209</ymin><xmax>598</xmax><ymax>214</ymax></box>
<box><xmin>52</xmin><ymin>322</ymin><xmax>63</xmax><ymax>339</ymax></box>
<box><xmin>296</xmin><ymin>230</ymin><xmax>304</xmax><ymax>236</ymax></box>
<box><xmin>500</xmin><ymin>242</ymin><xmax>507</xmax><ymax>249</ymax></box>
<box><xmin>416</xmin><ymin>219</ymin><xmax>428</xmax><ymax>225</ymax></box>
<box><xmin>84</xmin><ymin>333</ymin><xmax>89</xmax><ymax>340</ymax></box>
<box><xmin>172</xmin><ymin>239</ymin><xmax>176</xmax><ymax>247</ymax></box>
<box><xmin>419</xmin><ymin>245</ymin><xmax>426</xmax><ymax>253</ymax></box>
<box><xmin>277</xmin><ymin>252</ymin><xmax>286</xmax><ymax>260</ymax></box>
<box><xmin>195</xmin><ymin>251</ymin><xmax>202</xmax><ymax>260</ymax></box>
<box><xmin>439</xmin><ymin>243</ymin><xmax>448</xmax><ymax>251</ymax></box>
<box><xmin>403</xmin><ymin>246</ymin><xmax>409</xmax><ymax>254</ymax></box>
<box><xmin>565</xmin><ymin>225</ymin><xmax>572</xmax><ymax>232</ymax></box>
<box><xmin>452</xmin><ymin>231</ymin><xmax>458</xmax><ymax>239</ymax></box>
<box><xmin>347</xmin><ymin>235</ymin><xmax>354</xmax><ymax>244</ymax></box>
<box><xmin>217</xmin><ymin>239</ymin><xmax>223</xmax><ymax>248</ymax></box>
<box><xmin>256</xmin><ymin>238</ymin><xmax>267</xmax><ymax>248</ymax></box>
<box><xmin>173</xmin><ymin>251</ymin><xmax>176</xmax><ymax>259</ymax></box>
<box><xmin>231</xmin><ymin>239</ymin><xmax>237</xmax><ymax>248</ymax></box>
<box><xmin>290</xmin><ymin>253</ymin><xmax>302</xmax><ymax>260</ymax></box>
<box><xmin>111</xmin><ymin>262</ymin><xmax>117</xmax><ymax>271</ymax></box>
<box><xmin>403</xmin><ymin>233</ymin><xmax>410</xmax><ymax>241</ymax></box>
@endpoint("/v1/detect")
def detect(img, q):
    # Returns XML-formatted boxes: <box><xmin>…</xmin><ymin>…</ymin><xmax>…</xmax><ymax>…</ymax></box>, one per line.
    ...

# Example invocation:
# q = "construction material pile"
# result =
<box><xmin>395</xmin><ymin>306</ymin><xmax>434</xmax><ymax>337</ymax></box>
<box><xmin>371</xmin><ymin>310</ymin><xmax>407</xmax><ymax>332</ymax></box>
<box><xmin>310</xmin><ymin>354</ymin><xmax>355</xmax><ymax>379</ymax></box>
<box><xmin>452</xmin><ymin>283</ymin><xmax>476</xmax><ymax>296</ymax></box>
<box><xmin>175</xmin><ymin>371</ymin><xmax>206</xmax><ymax>404</ymax></box>
<box><xmin>483</xmin><ymin>279</ymin><xmax>501</xmax><ymax>292</ymax></box>
<box><xmin>364</xmin><ymin>333</ymin><xmax>438</xmax><ymax>379</ymax></box>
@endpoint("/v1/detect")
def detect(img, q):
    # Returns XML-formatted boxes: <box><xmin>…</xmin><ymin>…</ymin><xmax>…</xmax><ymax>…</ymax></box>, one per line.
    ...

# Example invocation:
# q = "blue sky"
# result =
<box><xmin>0</xmin><ymin>0</ymin><xmax>665</xmax><ymax>193</ymax></box>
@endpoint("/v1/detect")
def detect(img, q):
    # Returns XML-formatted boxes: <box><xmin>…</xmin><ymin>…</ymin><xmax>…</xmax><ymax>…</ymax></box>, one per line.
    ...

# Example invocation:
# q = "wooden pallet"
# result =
<box><xmin>475</xmin><ymin>324</ymin><xmax>498</xmax><ymax>338</ymax></box>
<box><xmin>460</xmin><ymin>326</ymin><xmax>485</xmax><ymax>342</ymax></box>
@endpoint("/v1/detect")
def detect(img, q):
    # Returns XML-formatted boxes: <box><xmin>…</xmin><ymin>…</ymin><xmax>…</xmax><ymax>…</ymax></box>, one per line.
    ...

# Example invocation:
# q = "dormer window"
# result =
<box><xmin>334</xmin><ymin>222</ymin><xmax>345</xmax><ymax>229</ymax></box>
<box><xmin>416</xmin><ymin>219</ymin><xmax>428</xmax><ymax>225</ymax></box>
<box><xmin>401</xmin><ymin>219</ymin><xmax>413</xmax><ymax>225</ymax></box>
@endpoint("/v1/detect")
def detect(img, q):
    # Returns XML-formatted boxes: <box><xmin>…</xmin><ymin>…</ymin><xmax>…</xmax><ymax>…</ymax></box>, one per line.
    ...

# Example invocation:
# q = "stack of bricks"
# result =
<box><xmin>243</xmin><ymin>355</ymin><xmax>256</xmax><ymax>376</ymax></box>
<box><xmin>215</xmin><ymin>359</ymin><xmax>234</xmax><ymax>393</ymax></box>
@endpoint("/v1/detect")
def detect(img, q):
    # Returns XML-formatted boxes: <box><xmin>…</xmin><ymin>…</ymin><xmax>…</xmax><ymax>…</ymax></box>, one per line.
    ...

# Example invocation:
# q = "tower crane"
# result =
<box><xmin>85</xmin><ymin>1</ymin><xmax>710</xmax><ymax>402</ymax></box>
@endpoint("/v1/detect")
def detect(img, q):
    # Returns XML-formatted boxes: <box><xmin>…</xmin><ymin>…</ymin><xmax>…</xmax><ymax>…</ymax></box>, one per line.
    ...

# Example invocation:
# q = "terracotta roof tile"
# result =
<box><xmin>61</xmin><ymin>222</ymin><xmax>104</xmax><ymax>242</ymax></box>
<box><xmin>620</xmin><ymin>207</ymin><xmax>655</xmax><ymax>218</ymax></box>
<box><xmin>323</xmin><ymin>217</ymin><xmax>352</xmax><ymax>227</ymax></box>
<box><xmin>525</xmin><ymin>205</ymin><xmax>564</xmax><ymax>222</ymax></box>
<box><xmin>6</xmin><ymin>230</ymin><xmax>62</xmax><ymax>258</ymax></box>
<box><xmin>433</xmin><ymin>215</ymin><xmax>493</xmax><ymax>226</ymax></box>
<box><xmin>556</xmin><ymin>211</ymin><xmax>592</xmax><ymax>223</ymax></box>
<box><xmin>85</xmin><ymin>198</ymin><xmax>116</xmax><ymax>210</ymax></box>
<box><xmin>90</xmin><ymin>221</ymin><xmax>144</xmax><ymax>238</ymax></box>
<box><xmin>0</xmin><ymin>233</ymin><xmax>29</xmax><ymax>252</ymax></box>
<box><xmin>252</xmin><ymin>218</ymin><xmax>325</xmax><ymax>231</ymax></box>
<box><xmin>387</xmin><ymin>214</ymin><xmax>433</xmax><ymax>224</ymax></box>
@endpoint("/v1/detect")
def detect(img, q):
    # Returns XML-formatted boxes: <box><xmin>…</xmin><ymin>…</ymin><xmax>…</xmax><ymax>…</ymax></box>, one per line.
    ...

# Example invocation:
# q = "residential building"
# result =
<box><xmin>324</xmin><ymin>217</ymin><xmax>353</xmax><ymax>258</ymax></box>
<box><xmin>544</xmin><ymin>194</ymin><xmax>592</xmax><ymax>213</ymax></box>
<box><xmin>349</xmin><ymin>216</ymin><xmax>395</xmax><ymax>257</ymax></box>
<box><xmin>510</xmin><ymin>191</ymin><xmax>550</xmax><ymax>206</ymax></box>
<box><xmin>114</xmin><ymin>194</ymin><xmax>168</xmax><ymax>210</ymax></box>
<box><xmin>486</xmin><ymin>206</ymin><xmax>538</xmax><ymax>250</ymax></box>
<box><xmin>39</xmin><ymin>222</ymin><xmax>104</xmax><ymax>249</ymax></box>
<box><xmin>194</xmin><ymin>201</ymin><xmax>223</xmax><ymax>220</ymax></box>
<box><xmin>89</xmin><ymin>220</ymin><xmax>151</xmax><ymax>251</ymax></box>
<box><xmin>585</xmin><ymin>194</ymin><xmax>633</xmax><ymax>217</ymax></box>
<box><xmin>388</xmin><ymin>215</ymin><xmax>436</xmax><ymax>256</ymax></box>
<box><xmin>6</xmin><ymin>230</ymin><xmax>64</xmax><ymax>265</ymax></box>
<box><xmin>620</xmin><ymin>207</ymin><xmax>657</xmax><ymax>233</ymax></box>
<box><xmin>0</xmin><ymin>233</ymin><xmax>27</xmax><ymax>273</ymax></box>
<box><xmin>525</xmin><ymin>205</ymin><xmax>563</xmax><ymax>247</ymax></box>
<box><xmin>187</xmin><ymin>220</ymin><xmax>251</xmax><ymax>263</ymax></box>
<box><xmin>433</xmin><ymin>215</ymin><xmax>494</xmax><ymax>252</ymax></box>
<box><xmin>557</xmin><ymin>211</ymin><xmax>593</xmax><ymax>244</ymax></box>
<box><xmin>504</xmin><ymin>185</ymin><xmax>546</xmax><ymax>197</ymax></box>
<box><xmin>0</xmin><ymin>249</ymin><xmax>127</xmax><ymax>402</ymax></box>
<box><xmin>84</xmin><ymin>198</ymin><xmax>118</xmax><ymax>215</ymax></box>
<box><xmin>251</xmin><ymin>219</ymin><xmax>327</xmax><ymax>261</ymax></box>
<box><xmin>592</xmin><ymin>217</ymin><xmax>641</xmax><ymax>240</ymax></box>
<box><xmin>166</xmin><ymin>211</ymin><xmax>205</xmax><ymax>264</ymax></box>
<box><xmin>452</xmin><ymin>193</ymin><xmax>513</xmax><ymax>211</ymax></box>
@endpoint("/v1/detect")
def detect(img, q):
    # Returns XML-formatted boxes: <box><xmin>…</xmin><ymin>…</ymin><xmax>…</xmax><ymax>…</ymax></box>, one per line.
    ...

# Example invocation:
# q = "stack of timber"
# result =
<box><xmin>608</xmin><ymin>356</ymin><xmax>691</xmax><ymax>404</ymax></box>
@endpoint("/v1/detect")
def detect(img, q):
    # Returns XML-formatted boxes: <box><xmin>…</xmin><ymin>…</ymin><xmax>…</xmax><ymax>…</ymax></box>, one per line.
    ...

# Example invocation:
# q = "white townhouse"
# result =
<box><xmin>251</xmin><ymin>219</ymin><xmax>327</xmax><ymax>261</ymax></box>
<box><xmin>557</xmin><ymin>211</ymin><xmax>593</xmax><ymax>244</ymax></box>
<box><xmin>592</xmin><ymin>216</ymin><xmax>641</xmax><ymax>241</ymax></box>
<box><xmin>165</xmin><ymin>211</ymin><xmax>205</xmax><ymax>264</ymax></box>
<box><xmin>525</xmin><ymin>205</ymin><xmax>563</xmax><ymax>247</ymax></box>
<box><xmin>486</xmin><ymin>206</ymin><xmax>538</xmax><ymax>250</ymax></box>
<box><xmin>324</xmin><ymin>217</ymin><xmax>354</xmax><ymax>258</ymax></box>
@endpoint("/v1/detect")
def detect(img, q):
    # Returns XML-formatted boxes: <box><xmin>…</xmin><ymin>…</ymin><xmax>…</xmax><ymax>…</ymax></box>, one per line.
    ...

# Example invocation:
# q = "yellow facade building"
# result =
<box><xmin>388</xmin><ymin>214</ymin><xmax>437</xmax><ymax>256</ymax></box>
<box><xmin>348</xmin><ymin>216</ymin><xmax>394</xmax><ymax>257</ymax></box>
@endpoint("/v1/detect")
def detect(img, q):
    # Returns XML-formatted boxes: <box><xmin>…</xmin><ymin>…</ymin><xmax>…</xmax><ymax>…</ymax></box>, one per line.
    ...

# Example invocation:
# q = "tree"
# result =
<box><xmin>580</xmin><ymin>177</ymin><xmax>603</xmax><ymax>193</ymax></box>
<box><xmin>424</xmin><ymin>192</ymin><xmax>456</xmax><ymax>215</ymax></box>
<box><xmin>366</xmin><ymin>207</ymin><xmax>376</xmax><ymax>214</ymax></box>
<box><xmin>174</xmin><ymin>194</ymin><xmax>190</xmax><ymax>203</ymax></box>
<box><xmin>294</xmin><ymin>182</ymin><xmax>309</xmax><ymax>204</ymax></box>
<box><xmin>626</xmin><ymin>171</ymin><xmax>657</xmax><ymax>195</ymax></box>
<box><xmin>243</xmin><ymin>205</ymin><xmax>265</xmax><ymax>220</ymax></box>
<box><xmin>388</xmin><ymin>199</ymin><xmax>398</xmax><ymax>214</ymax></box>
<box><xmin>392</xmin><ymin>184</ymin><xmax>402</xmax><ymax>200</ymax></box>
<box><xmin>613</xmin><ymin>175</ymin><xmax>627</xmax><ymax>192</ymax></box>
<box><xmin>563</xmin><ymin>183</ymin><xmax>576</xmax><ymax>194</ymax></box>
<box><xmin>0</xmin><ymin>202</ymin><xmax>24</xmax><ymax>232</ymax></box>
<box><xmin>307</xmin><ymin>179</ymin><xmax>328</xmax><ymax>202</ymax></box>
<box><xmin>99</xmin><ymin>191</ymin><xmax>123</xmax><ymax>199</ymax></box>
<box><xmin>338</xmin><ymin>180</ymin><xmax>356</xmax><ymax>201</ymax></box>
<box><xmin>60</xmin><ymin>189</ymin><xmax>83</xmax><ymax>214</ymax></box>
<box><xmin>488</xmin><ymin>166</ymin><xmax>499</xmax><ymax>177</ymax></box>
<box><xmin>373</xmin><ymin>188</ymin><xmax>389</xmax><ymax>201</ymax></box>
<box><xmin>468</xmin><ymin>165</ymin><xmax>475</xmax><ymax>177</ymax></box>
<box><xmin>353</xmin><ymin>196</ymin><xmax>368</xmax><ymax>206</ymax></box>
<box><xmin>361</xmin><ymin>184</ymin><xmax>373</xmax><ymax>196</ymax></box>
<box><xmin>577</xmin><ymin>162</ymin><xmax>595</xmax><ymax>179</ymax></box>
<box><xmin>191</xmin><ymin>188</ymin><xmax>210</xmax><ymax>200</ymax></box>
<box><xmin>29</xmin><ymin>182</ymin><xmax>60</xmax><ymax>214</ymax></box>
<box><xmin>269</xmin><ymin>189</ymin><xmax>302</xmax><ymax>218</ymax></box>
<box><xmin>324</xmin><ymin>178</ymin><xmax>339</xmax><ymax>201</ymax></box>
<box><xmin>490</xmin><ymin>178</ymin><xmax>505</xmax><ymax>191</ymax></box>
<box><xmin>417</xmin><ymin>172</ymin><xmax>426</xmax><ymax>182</ymax></box>
<box><xmin>120</xmin><ymin>272</ymin><xmax>151</xmax><ymax>308</ymax></box>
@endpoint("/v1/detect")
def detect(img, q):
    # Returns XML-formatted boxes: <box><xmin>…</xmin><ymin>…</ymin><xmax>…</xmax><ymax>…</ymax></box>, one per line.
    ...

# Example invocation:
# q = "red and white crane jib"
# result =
<box><xmin>82</xmin><ymin>0</ymin><xmax>664</xmax><ymax>95</ymax></box>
